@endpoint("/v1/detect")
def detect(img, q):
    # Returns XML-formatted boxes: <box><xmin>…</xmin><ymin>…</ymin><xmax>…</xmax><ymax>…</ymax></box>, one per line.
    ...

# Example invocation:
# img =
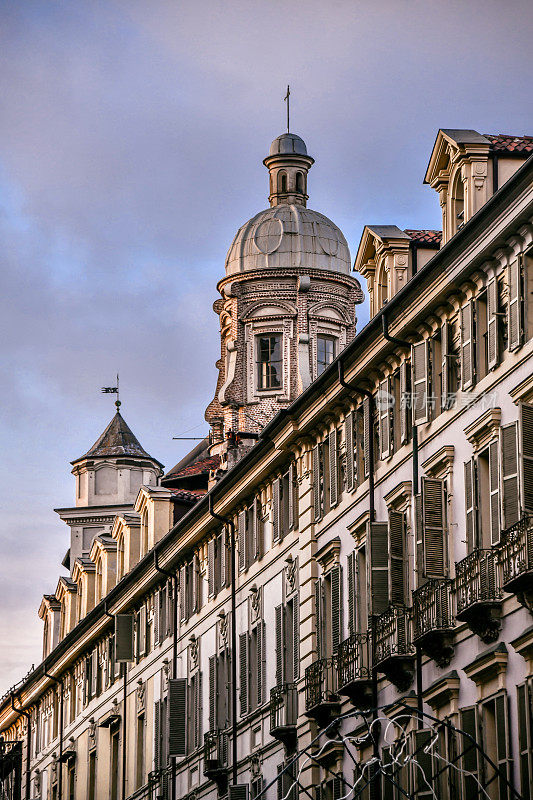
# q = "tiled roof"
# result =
<box><xmin>165</xmin><ymin>454</ymin><xmax>220</xmax><ymax>479</ymax></box>
<box><xmin>404</xmin><ymin>229</ymin><xmax>442</xmax><ymax>246</ymax></box>
<box><xmin>74</xmin><ymin>412</ymin><xmax>159</xmax><ymax>463</ymax></box>
<box><xmin>485</xmin><ymin>134</ymin><xmax>533</xmax><ymax>153</ymax></box>
<box><xmin>168</xmin><ymin>488</ymin><xmax>207</xmax><ymax>504</ymax></box>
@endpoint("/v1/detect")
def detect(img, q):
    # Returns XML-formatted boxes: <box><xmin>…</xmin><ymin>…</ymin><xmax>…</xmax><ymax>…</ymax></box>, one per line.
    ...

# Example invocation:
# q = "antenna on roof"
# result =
<box><xmin>284</xmin><ymin>85</ymin><xmax>290</xmax><ymax>133</ymax></box>
<box><xmin>101</xmin><ymin>373</ymin><xmax>121</xmax><ymax>411</ymax></box>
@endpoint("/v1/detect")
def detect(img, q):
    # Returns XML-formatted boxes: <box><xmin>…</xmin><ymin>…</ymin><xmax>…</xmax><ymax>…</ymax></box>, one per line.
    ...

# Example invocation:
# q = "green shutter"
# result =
<box><xmin>114</xmin><ymin>615</ymin><xmax>134</xmax><ymax>663</ymax></box>
<box><xmin>330</xmin><ymin>564</ymin><xmax>342</xmax><ymax>654</ymax></box>
<box><xmin>329</xmin><ymin>430</ymin><xmax>338</xmax><ymax>507</ymax></box>
<box><xmin>378</xmin><ymin>378</ymin><xmax>392</xmax><ymax>459</ymax></box>
<box><xmin>238</xmin><ymin>510</ymin><xmax>247</xmax><ymax>571</ymax></box>
<box><xmin>347</xmin><ymin>552</ymin><xmax>357</xmax><ymax>636</ymax></box>
<box><xmin>275</xmin><ymin>604</ymin><xmax>284</xmax><ymax>685</ymax></box>
<box><xmin>345</xmin><ymin>412</ymin><xmax>355</xmax><ymax>491</ymax></box>
<box><xmin>292</xmin><ymin>599</ymin><xmax>299</xmax><ymax>681</ymax></box>
<box><xmin>315</xmin><ymin>580</ymin><xmax>323</xmax><ymax>659</ymax></box>
<box><xmin>273</xmin><ymin>478</ymin><xmax>282</xmax><ymax>540</ymax></box>
<box><xmin>208</xmin><ymin>655</ymin><xmax>216</xmax><ymax>731</ymax></box>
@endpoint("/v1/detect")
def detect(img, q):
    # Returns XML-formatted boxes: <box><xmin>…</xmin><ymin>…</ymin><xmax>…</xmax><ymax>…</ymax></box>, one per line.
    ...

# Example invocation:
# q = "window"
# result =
<box><xmin>278</xmin><ymin>172</ymin><xmax>287</xmax><ymax>193</ymax></box>
<box><xmin>316</xmin><ymin>567</ymin><xmax>342</xmax><ymax>659</ymax></box>
<box><xmin>317</xmin><ymin>335</ymin><xmax>336</xmax><ymax>376</ymax></box>
<box><xmin>87</xmin><ymin>751</ymin><xmax>96</xmax><ymax>800</ymax></box>
<box><xmin>110</xmin><ymin>727</ymin><xmax>120</xmax><ymax>800</ymax></box>
<box><xmin>296</xmin><ymin>171</ymin><xmax>304</xmax><ymax>193</ymax></box>
<box><xmin>272</xmin><ymin>466</ymin><xmax>298</xmax><ymax>542</ymax></box>
<box><xmin>209</xmin><ymin>650</ymin><xmax>231</xmax><ymax>731</ymax></box>
<box><xmin>517</xmin><ymin>681</ymin><xmax>533</xmax><ymax>800</ymax></box>
<box><xmin>136</xmin><ymin>715</ymin><xmax>145</xmax><ymax>789</ymax></box>
<box><xmin>187</xmin><ymin>671</ymin><xmax>202</xmax><ymax>752</ymax></box>
<box><xmin>275</xmin><ymin>596</ymin><xmax>299</xmax><ymax>685</ymax></box>
<box><xmin>256</xmin><ymin>334</ymin><xmax>282</xmax><ymax>390</ymax></box>
<box><xmin>179</xmin><ymin>556</ymin><xmax>200</xmax><ymax>622</ymax></box>
<box><xmin>240</xmin><ymin>623</ymin><xmax>265</xmax><ymax>715</ymax></box>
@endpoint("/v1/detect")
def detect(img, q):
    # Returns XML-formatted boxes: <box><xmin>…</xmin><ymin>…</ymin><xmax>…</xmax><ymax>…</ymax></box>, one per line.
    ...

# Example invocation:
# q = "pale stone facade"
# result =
<box><xmin>1</xmin><ymin>128</ymin><xmax>533</xmax><ymax>800</ymax></box>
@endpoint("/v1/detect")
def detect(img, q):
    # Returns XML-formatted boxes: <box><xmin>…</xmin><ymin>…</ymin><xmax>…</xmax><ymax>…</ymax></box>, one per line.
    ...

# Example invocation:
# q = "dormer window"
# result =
<box><xmin>256</xmin><ymin>334</ymin><xmax>282</xmax><ymax>390</ymax></box>
<box><xmin>317</xmin><ymin>335</ymin><xmax>337</xmax><ymax>376</ymax></box>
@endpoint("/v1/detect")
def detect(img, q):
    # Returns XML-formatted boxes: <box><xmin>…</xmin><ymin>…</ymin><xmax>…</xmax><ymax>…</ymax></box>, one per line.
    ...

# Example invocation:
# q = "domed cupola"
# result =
<box><xmin>264</xmin><ymin>132</ymin><xmax>314</xmax><ymax>207</ymax></box>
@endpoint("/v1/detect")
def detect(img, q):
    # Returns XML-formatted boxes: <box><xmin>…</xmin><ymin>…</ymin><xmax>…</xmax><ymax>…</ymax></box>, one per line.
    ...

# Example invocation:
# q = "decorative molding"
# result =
<box><xmin>510</xmin><ymin>374</ymin><xmax>533</xmax><ymax>405</ymax></box>
<box><xmin>464</xmin><ymin>643</ymin><xmax>508</xmax><ymax>695</ymax></box>
<box><xmin>315</xmin><ymin>537</ymin><xmax>341</xmax><ymax>571</ymax></box>
<box><xmin>421</xmin><ymin>446</ymin><xmax>455</xmax><ymax>479</ymax></box>
<box><xmin>384</xmin><ymin>481</ymin><xmax>413</xmax><ymax>511</ymax></box>
<box><xmin>464</xmin><ymin>408</ymin><xmax>501</xmax><ymax>448</ymax></box>
<box><xmin>423</xmin><ymin>671</ymin><xmax>460</xmax><ymax>713</ymax></box>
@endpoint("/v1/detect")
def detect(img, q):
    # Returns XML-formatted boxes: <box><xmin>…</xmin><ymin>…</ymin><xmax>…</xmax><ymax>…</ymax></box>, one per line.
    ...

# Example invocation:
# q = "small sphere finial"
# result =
<box><xmin>115</xmin><ymin>400</ymin><xmax>121</xmax><ymax>411</ymax></box>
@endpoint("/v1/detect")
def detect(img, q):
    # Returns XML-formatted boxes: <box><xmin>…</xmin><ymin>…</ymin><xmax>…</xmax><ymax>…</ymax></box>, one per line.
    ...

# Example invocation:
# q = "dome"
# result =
<box><xmin>269</xmin><ymin>132</ymin><xmax>308</xmax><ymax>157</ymax></box>
<box><xmin>225</xmin><ymin>204</ymin><xmax>351</xmax><ymax>276</ymax></box>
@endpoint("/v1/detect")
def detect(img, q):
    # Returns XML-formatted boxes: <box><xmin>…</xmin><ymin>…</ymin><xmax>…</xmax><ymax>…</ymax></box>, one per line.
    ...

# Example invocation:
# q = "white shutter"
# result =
<box><xmin>328</xmin><ymin>430</ymin><xmax>338</xmax><ymax>507</ymax></box>
<box><xmin>460</xmin><ymin>302</ymin><xmax>475</xmax><ymax>389</ymax></box>
<box><xmin>487</xmin><ymin>278</ymin><xmax>499</xmax><ymax>369</ymax></box>
<box><xmin>412</xmin><ymin>341</ymin><xmax>429</xmax><ymax>424</ymax></box>
<box><xmin>508</xmin><ymin>257</ymin><xmax>523</xmax><ymax>352</ymax></box>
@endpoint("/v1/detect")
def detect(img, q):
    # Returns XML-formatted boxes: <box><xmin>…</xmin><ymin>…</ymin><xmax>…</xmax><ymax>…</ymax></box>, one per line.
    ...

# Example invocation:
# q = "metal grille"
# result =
<box><xmin>500</xmin><ymin>514</ymin><xmax>533</xmax><ymax>589</ymax></box>
<box><xmin>270</xmin><ymin>683</ymin><xmax>297</xmax><ymax>731</ymax></box>
<box><xmin>455</xmin><ymin>548</ymin><xmax>502</xmax><ymax>614</ymax></box>
<box><xmin>337</xmin><ymin>632</ymin><xmax>372</xmax><ymax>688</ymax></box>
<box><xmin>412</xmin><ymin>579</ymin><xmax>454</xmax><ymax>640</ymax></box>
<box><xmin>373</xmin><ymin>606</ymin><xmax>414</xmax><ymax>665</ymax></box>
<box><xmin>304</xmin><ymin>656</ymin><xmax>338</xmax><ymax>711</ymax></box>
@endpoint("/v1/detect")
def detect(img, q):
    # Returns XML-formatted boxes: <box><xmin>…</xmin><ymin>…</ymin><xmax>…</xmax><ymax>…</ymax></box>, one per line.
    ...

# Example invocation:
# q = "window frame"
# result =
<box><xmin>255</xmin><ymin>332</ymin><xmax>283</xmax><ymax>392</ymax></box>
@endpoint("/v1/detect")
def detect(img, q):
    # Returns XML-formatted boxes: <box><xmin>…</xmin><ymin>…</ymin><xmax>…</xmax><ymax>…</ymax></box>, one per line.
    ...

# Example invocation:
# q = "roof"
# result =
<box><xmin>269</xmin><ymin>132</ymin><xmax>308</xmax><ymax>157</ymax></box>
<box><xmin>404</xmin><ymin>229</ymin><xmax>442</xmax><ymax>246</ymax></box>
<box><xmin>165</xmin><ymin>454</ymin><xmax>220</xmax><ymax>480</ymax></box>
<box><xmin>484</xmin><ymin>133</ymin><xmax>533</xmax><ymax>154</ymax></box>
<box><xmin>73</xmin><ymin>411</ymin><xmax>161</xmax><ymax>465</ymax></box>
<box><xmin>365</xmin><ymin>225</ymin><xmax>410</xmax><ymax>240</ymax></box>
<box><xmin>168</xmin><ymin>488</ymin><xmax>207</xmax><ymax>504</ymax></box>
<box><xmin>440</xmin><ymin>129</ymin><xmax>490</xmax><ymax>145</ymax></box>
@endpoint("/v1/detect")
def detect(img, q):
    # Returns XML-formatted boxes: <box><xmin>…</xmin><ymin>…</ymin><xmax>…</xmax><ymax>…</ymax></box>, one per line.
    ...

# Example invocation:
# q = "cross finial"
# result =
<box><xmin>284</xmin><ymin>85</ymin><xmax>290</xmax><ymax>133</ymax></box>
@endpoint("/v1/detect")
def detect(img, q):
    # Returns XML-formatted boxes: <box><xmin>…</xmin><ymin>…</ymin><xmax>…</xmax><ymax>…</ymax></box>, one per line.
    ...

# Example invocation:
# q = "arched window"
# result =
<box><xmin>278</xmin><ymin>172</ymin><xmax>287</xmax><ymax>193</ymax></box>
<box><xmin>451</xmin><ymin>170</ymin><xmax>465</xmax><ymax>233</ymax></box>
<box><xmin>296</xmin><ymin>171</ymin><xmax>304</xmax><ymax>193</ymax></box>
<box><xmin>141</xmin><ymin>508</ymin><xmax>149</xmax><ymax>556</ymax></box>
<box><xmin>95</xmin><ymin>559</ymin><xmax>103</xmax><ymax>602</ymax></box>
<box><xmin>117</xmin><ymin>534</ymin><xmax>125</xmax><ymax>579</ymax></box>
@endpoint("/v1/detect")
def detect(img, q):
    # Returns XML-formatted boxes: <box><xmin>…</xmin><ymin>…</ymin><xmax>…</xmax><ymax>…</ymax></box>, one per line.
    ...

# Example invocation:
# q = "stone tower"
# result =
<box><xmin>205</xmin><ymin>132</ymin><xmax>364</xmax><ymax>469</ymax></box>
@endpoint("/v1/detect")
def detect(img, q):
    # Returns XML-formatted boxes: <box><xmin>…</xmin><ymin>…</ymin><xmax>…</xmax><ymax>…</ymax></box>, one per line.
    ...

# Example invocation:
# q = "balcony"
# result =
<box><xmin>373</xmin><ymin>606</ymin><xmax>415</xmax><ymax>691</ymax></box>
<box><xmin>126</xmin><ymin>770</ymin><xmax>165</xmax><ymax>800</ymax></box>
<box><xmin>304</xmin><ymin>656</ymin><xmax>341</xmax><ymax>727</ymax></box>
<box><xmin>455</xmin><ymin>548</ymin><xmax>502</xmax><ymax>643</ymax></box>
<box><xmin>412</xmin><ymin>579</ymin><xmax>455</xmax><ymax>667</ymax></box>
<box><xmin>500</xmin><ymin>514</ymin><xmax>533</xmax><ymax>609</ymax></box>
<box><xmin>337</xmin><ymin>632</ymin><xmax>372</xmax><ymax>709</ymax></box>
<box><xmin>203</xmin><ymin>730</ymin><xmax>229</xmax><ymax>793</ymax></box>
<box><xmin>270</xmin><ymin>683</ymin><xmax>298</xmax><ymax>749</ymax></box>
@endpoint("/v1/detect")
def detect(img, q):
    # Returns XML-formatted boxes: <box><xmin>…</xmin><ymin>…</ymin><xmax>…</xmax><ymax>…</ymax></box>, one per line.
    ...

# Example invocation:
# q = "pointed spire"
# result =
<box><xmin>73</xmin><ymin>411</ymin><xmax>160</xmax><ymax>463</ymax></box>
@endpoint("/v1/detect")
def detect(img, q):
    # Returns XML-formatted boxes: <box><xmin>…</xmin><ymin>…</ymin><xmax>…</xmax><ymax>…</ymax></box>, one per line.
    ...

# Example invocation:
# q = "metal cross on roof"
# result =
<box><xmin>284</xmin><ymin>85</ymin><xmax>290</xmax><ymax>133</ymax></box>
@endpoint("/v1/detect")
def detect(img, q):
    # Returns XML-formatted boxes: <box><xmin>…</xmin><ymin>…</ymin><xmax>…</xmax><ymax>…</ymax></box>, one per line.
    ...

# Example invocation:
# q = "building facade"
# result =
<box><xmin>1</xmin><ymin>129</ymin><xmax>533</xmax><ymax>800</ymax></box>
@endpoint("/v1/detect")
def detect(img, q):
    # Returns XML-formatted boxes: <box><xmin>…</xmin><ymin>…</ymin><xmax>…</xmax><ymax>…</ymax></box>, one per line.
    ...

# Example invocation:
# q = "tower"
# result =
<box><xmin>205</xmin><ymin>131</ymin><xmax>364</xmax><ymax>470</ymax></box>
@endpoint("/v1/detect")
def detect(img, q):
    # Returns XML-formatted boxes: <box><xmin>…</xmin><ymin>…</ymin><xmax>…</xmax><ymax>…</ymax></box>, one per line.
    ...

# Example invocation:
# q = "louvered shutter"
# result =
<box><xmin>347</xmin><ymin>551</ymin><xmax>357</xmax><ymax>636</ymax></box>
<box><xmin>521</xmin><ymin>403</ymin><xmax>533</xmax><ymax>513</ymax></box>
<box><xmin>345</xmin><ymin>412</ymin><xmax>355</xmax><ymax>491</ymax></box>
<box><xmin>489</xmin><ymin>440</ymin><xmax>501</xmax><ymax>545</ymax></box>
<box><xmin>168</xmin><ymin>678</ymin><xmax>187</xmax><ymax>758</ymax></box>
<box><xmin>208</xmin><ymin>538</ymin><xmax>216</xmax><ymax>597</ymax></box>
<box><xmin>288</xmin><ymin>463</ymin><xmax>296</xmax><ymax>530</ymax></box>
<box><xmin>138</xmin><ymin>605</ymin><xmax>147</xmax><ymax>656</ymax></box>
<box><xmin>179</xmin><ymin>565</ymin><xmax>187</xmax><ymax>621</ymax></box>
<box><xmin>508</xmin><ymin>256</ymin><xmax>523</xmax><ymax>352</ymax></box>
<box><xmin>115</xmin><ymin>614</ymin><xmax>134</xmax><ymax>663</ymax></box>
<box><xmin>238</xmin><ymin>511</ymin><xmax>247</xmax><ymax>571</ymax></box>
<box><xmin>292</xmin><ymin>600</ymin><xmax>299</xmax><ymax>681</ymax></box>
<box><xmin>329</xmin><ymin>430</ymin><xmax>338</xmax><ymax>507</ymax></box>
<box><xmin>460</xmin><ymin>707</ymin><xmax>479</xmax><ymax>797</ymax></box>
<box><xmin>273</xmin><ymin>478</ymin><xmax>282</xmax><ymax>540</ymax></box>
<box><xmin>153</xmin><ymin>590</ymin><xmax>160</xmax><ymax>645</ymax></box>
<box><xmin>378</xmin><ymin>378</ymin><xmax>392</xmax><ymax>459</ymax></box>
<box><xmin>389</xmin><ymin>511</ymin><xmax>406</xmax><ymax>605</ymax></box>
<box><xmin>412</xmin><ymin>341</ymin><xmax>429</xmax><ymax>424</ymax></box>
<box><xmin>330</xmin><ymin>564</ymin><xmax>342</xmax><ymax>654</ymax></box>
<box><xmin>441</xmin><ymin>320</ymin><xmax>449</xmax><ymax>409</ymax></box>
<box><xmin>275</xmin><ymin>604</ymin><xmax>284</xmax><ymax>685</ymax></box>
<box><xmin>332</xmin><ymin>778</ymin><xmax>343</xmax><ymax>800</ymax></box>
<box><xmin>399</xmin><ymin>360</ymin><xmax>409</xmax><ymax>444</ymax></box>
<box><xmin>208</xmin><ymin>655</ymin><xmax>216</xmax><ymax>731</ymax></box>
<box><xmin>257</xmin><ymin>624</ymin><xmax>264</xmax><ymax>706</ymax></box>
<box><xmin>250</xmin><ymin>498</ymin><xmax>258</xmax><ymax>562</ymax></box>
<box><xmin>421</xmin><ymin>477</ymin><xmax>447</xmax><ymax>579</ymax></box>
<box><xmin>464</xmin><ymin>459</ymin><xmax>477</xmax><ymax>553</ymax></box>
<box><xmin>229</xmin><ymin>786</ymin><xmax>249</xmax><ymax>800</ymax></box>
<box><xmin>315</xmin><ymin>580</ymin><xmax>323</xmax><ymax>659</ymax></box>
<box><xmin>160</xmin><ymin>584</ymin><xmax>168</xmax><ymax>641</ymax></box>
<box><xmin>368</xmin><ymin>522</ymin><xmax>389</xmax><ymax>616</ymax></box>
<box><xmin>487</xmin><ymin>278</ymin><xmax>500</xmax><ymax>369</ymax></box>
<box><xmin>363</xmin><ymin>396</ymin><xmax>372</xmax><ymax>478</ymax></box>
<box><xmin>219</xmin><ymin>529</ymin><xmax>227</xmax><ymax>588</ymax></box>
<box><xmin>501</xmin><ymin>422</ymin><xmax>519</xmax><ymax>528</ymax></box>
<box><xmin>312</xmin><ymin>446</ymin><xmax>322</xmax><ymax>520</ymax></box>
<box><xmin>153</xmin><ymin>700</ymin><xmax>161</xmax><ymax>770</ymax></box>
<box><xmin>90</xmin><ymin>649</ymin><xmax>98</xmax><ymax>697</ymax></box>
<box><xmin>239</xmin><ymin>633</ymin><xmax>248</xmax><ymax>716</ymax></box>
<box><xmin>191</xmin><ymin>555</ymin><xmax>199</xmax><ymax>613</ymax></box>
<box><xmin>460</xmin><ymin>302</ymin><xmax>475</xmax><ymax>389</ymax></box>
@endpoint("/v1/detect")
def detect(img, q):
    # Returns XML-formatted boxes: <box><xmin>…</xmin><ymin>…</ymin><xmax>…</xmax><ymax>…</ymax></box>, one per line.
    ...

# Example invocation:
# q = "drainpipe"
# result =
<box><xmin>44</xmin><ymin>671</ymin><xmax>63</xmax><ymax>798</ymax></box>
<box><xmin>337</xmin><ymin>359</ymin><xmax>375</xmax><ymax>522</ymax></box>
<box><xmin>208</xmin><ymin>494</ymin><xmax>238</xmax><ymax>787</ymax></box>
<box><xmin>10</xmin><ymin>694</ymin><xmax>31</xmax><ymax>800</ymax></box>
<box><xmin>154</xmin><ymin>550</ymin><xmax>178</xmax><ymax>800</ymax></box>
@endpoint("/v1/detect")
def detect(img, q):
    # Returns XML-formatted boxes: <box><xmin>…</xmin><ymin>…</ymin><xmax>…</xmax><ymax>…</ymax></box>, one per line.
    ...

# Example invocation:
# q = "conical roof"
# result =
<box><xmin>73</xmin><ymin>411</ymin><xmax>160</xmax><ymax>464</ymax></box>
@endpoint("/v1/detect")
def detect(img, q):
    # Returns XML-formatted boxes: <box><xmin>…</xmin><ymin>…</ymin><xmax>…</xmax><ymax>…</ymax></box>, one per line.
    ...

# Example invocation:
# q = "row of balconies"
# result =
<box><xmin>304</xmin><ymin>513</ymin><xmax>533</xmax><ymax>718</ymax></box>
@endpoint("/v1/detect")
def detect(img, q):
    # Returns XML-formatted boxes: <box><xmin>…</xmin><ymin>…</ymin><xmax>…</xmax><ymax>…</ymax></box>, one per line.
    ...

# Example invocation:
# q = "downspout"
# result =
<box><xmin>10</xmin><ymin>694</ymin><xmax>31</xmax><ymax>800</ymax></box>
<box><xmin>154</xmin><ymin>550</ymin><xmax>178</xmax><ymax>800</ymax></box>
<box><xmin>208</xmin><ymin>494</ymin><xmax>238</xmax><ymax>787</ymax></box>
<box><xmin>382</xmin><ymin>312</ymin><xmax>423</xmax><ymax>725</ymax></box>
<box><xmin>44</xmin><ymin>671</ymin><xmax>63</xmax><ymax>798</ymax></box>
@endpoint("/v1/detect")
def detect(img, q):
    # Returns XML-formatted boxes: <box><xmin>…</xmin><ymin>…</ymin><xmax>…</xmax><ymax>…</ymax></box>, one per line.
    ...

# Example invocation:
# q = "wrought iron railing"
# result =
<box><xmin>270</xmin><ymin>683</ymin><xmax>298</xmax><ymax>732</ymax></box>
<box><xmin>203</xmin><ymin>729</ymin><xmax>229</xmax><ymax>774</ymax></box>
<box><xmin>455</xmin><ymin>548</ymin><xmax>502</xmax><ymax>615</ymax></box>
<box><xmin>412</xmin><ymin>579</ymin><xmax>454</xmax><ymax>640</ymax></box>
<box><xmin>499</xmin><ymin>514</ymin><xmax>533</xmax><ymax>589</ymax></box>
<box><xmin>304</xmin><ymin>656</ymin><xmax>338</xmax><ymax>711</ymax></box>
<box><xmin>337</xmin><ymin>632</ymin><xmax>372</xmax><ymax>688</ymax></box>
<box><xmin>125</xmin><ymin>769</ymin><xmax>166</xmax><ymax>800</ymax></box>
<box><xmin>373</xmin><ymin>606</ymin><xmax>413</xmax><ymax>665</ymax></box>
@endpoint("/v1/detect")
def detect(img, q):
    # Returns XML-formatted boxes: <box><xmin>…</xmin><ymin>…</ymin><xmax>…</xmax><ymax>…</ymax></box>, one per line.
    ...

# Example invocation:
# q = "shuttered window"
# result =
<box><xmin>441</xmin><ymin>319</ymin><xmax>450</xmax><ymax>409</ymax></box>
<box><xmin>330</xmin><ymin>565</ymin><xmax>342</xmax><ymax>654</ymax></box>
<box><xmin>363</xmin><ymin>396</ymin><xmax>372</xmax><ymax>477</ymax></box>
<box><xmin>208</xmin><ymin>538</ymin><xmax>216</xmax><ymax>597</ymax></box>
<box><xmin>328</xmin><ymin>429</ymin><xmax>339</xmax><ymax>507</ymax></box>
<box><xmin>315</xmin><ymin>580</ymin><xmax>323</xmax><ymax>660</ymax></box>
<box><xmin>399</xmin><ymin>359</ymin><xmax>411</xmax><ymax>444</ymax></box>
<box><xmin>501</xmin><ymin>422</ymin><xmax>519</xmax><ymax>528</ymax></box>
<box><xmin>517</xmin><ymin>681</ymin><xmax>533</xmax><ymax>800</ymax></box>
<box><xmin>480</xmin><ymin>693</ymin><xmax>510</xmax><ymax>800</ymax></box>
<box><xmin>508</xmin><ymin>255</ymin><xmax>523</xmax><ymax>352</ymax></box>
<box><xmin>273</xmin><ymin>478</ymin><xmax>281</xmax><ymax>541</ymax></box>
<box><xmin>275</xmin><ymin>604</ymin><xmax>284</xmax><ymax>685</ymax></box>
<box><xmin>208</xmin><ymin>655</ymin><xmax>216</xmax><ymax>731</ymax></box>
<box><xmin>460</xmin><ymin>706</ymin><xmax>480</xmax><ymax>799</ymax></box>
<box><xmin>209</xmin><ymin>651</ymin><xmax>231</xmax><ymax>731</ymax></box>
<box><xmin>275</xmin><ymin>598</ymin><xmax>299</xmax><ymax>684</ymax></box>
<box><xmin>367</xmin><ymin>522</ymin><xmax>389</xmax><ymax>616</ymax></box>
<box><xmin>420</xmin><ymin>477</ymin><xmax>447</xmax><ymax>579</ymax></box>
<box><xmin>487</xmin><ymin>277</ymin><xmax>500</xmax><ymax>369</ymax></box>
<box><xmin>288</xmin><ymin>463</ymin><xmax>297</xmax><ymax>531</ymax></box>
<box><xmin>312</xmin><ymin>444</ymin><xmax>324</xmax><ymax>521</ymax></box>
<box><xmin>489</xmin><ymin>440</ymin><xmax>501</xmax><ymax>545</ymax></box>
<box><xmin>347</xmin><ymin>551</ymin><xmax>357</xmax><ymax>636</ymax></box>
<box><xmin>153</xmin><ymin>700</ymin><xmax>161</xmax><ymax>771</ymax></box>
<box><xmin>238</xmin><ymin>510</ymin><xmax>247</xmax><ymax>572</ymax></box>
<box><xmin>115</xmin><ymin>614</ymin><xmax>134</xmax><ymax>663</ymax></box>
<box><xmin>522</xmin><ymin>403</ymin><xmax>533</xmax><ymax>513</ymax></box>
<box><xmin>412</xmin><ymin>340</ymin><xmax>430</xmax><ymax>424</ymax></box>
<box><xmin>168</xmin><ymin>678</ymin><xmax>187</xmax><ymax>758</ymax></box>
<box><xmin>388</xmin><ymin>510</ymin><xmax>406</xmax><ymax>605</ymax></box>
<box><xmin>187</xmin><ymin>671</ymin><xmax>202</xmax><ymax>752</ymax></box>
<box><xmin>179</xmin><ymin>565</ymin><xmax>187</xmax><ymax>622</ymax></box>
<box><xmin>239</xmin><ymin>632</ymin><xmax>248</xmax><ymax>716</ymax></box>
<box><xmin>460</xmin><ymin>302</ymin><xmax>475</xmax><ymax>389</ymax></box>
<box><xmin>378</xmin><ymin>377</ymin><xmax>392</xmax><ymax>460</ymax></box>
<box><xmin>464</xmin><ymin>459</ymin><xmax>478</xmax><ymax>552</ymax></box>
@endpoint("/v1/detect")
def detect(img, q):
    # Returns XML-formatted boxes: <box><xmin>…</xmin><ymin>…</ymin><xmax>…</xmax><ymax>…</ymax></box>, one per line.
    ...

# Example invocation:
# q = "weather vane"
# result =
<box><xmin>101</xmin><ymin>373</ymin><xmax>121</xmax><ymax>410</ymax></box>
<box><xmin>284</xmin><ymin>85</ymin><xmax>290</xmax><ymax>133</ymax></box>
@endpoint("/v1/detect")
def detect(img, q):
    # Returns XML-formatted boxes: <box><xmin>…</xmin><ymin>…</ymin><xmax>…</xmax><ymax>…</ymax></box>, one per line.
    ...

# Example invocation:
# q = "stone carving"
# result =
<box><xmin>250</xmin><ymin>753</ymin><xmax>262</xmax><ymax>778</ymax></box>
<box><xmin>250</xmin><ymin>587</ymin><xmax>261</xmax><ymax>623</ymax></box>
<box><xmin>189</xmin><ymin>635</ymin><xmax>199</xmax><ymax>670</ymax></box>
<box><xmin>218</xmin><ymin>611</ymin><xmax>229</xmax><ymax>649</ymax></box>
<box><xmin>136</xmin><ymin>680</ymin><xmax>145</xmax><ymax>714</ymax></box>
<box><xmin>88</xmin><ymin>718</ymin><xmax>97</xmax><ymax>750</ymax></box>
<box><xmin>285</xmin><ymin>557</ymin><xmax>297</xmax><ymax>595</ymax></box>
<box><xmin>162</xmin><ymin>659</ymin><xmax>171</xmax><ymax>690</ymax></box>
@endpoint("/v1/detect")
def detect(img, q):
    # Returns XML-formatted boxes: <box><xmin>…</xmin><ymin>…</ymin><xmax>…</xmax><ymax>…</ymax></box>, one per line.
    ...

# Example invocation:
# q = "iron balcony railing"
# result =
<box><xmin>125</xmin><ymin>769</ymin><xmax>166</xmax><ymax>800</ymax></box>
<box><xmin>412</xmin><ymin>579</ymin><xmax>454</xmax><ymax>641</ymax></box>
<box><xmin>270</xmin><ymin>683</ymin><xmax>298</xmax><ymax>732</ymax></box>
<box><xmin>455</xmin><ymin>548</ymin><xmax>502</xmax><ymax>615</ymax></box>
<box><xmin>203</xmin><ymin>730</ymin><xmax>229</xmax><ymax>775</ymax></box>
<box><xmin>373</xmin><ymin>606</ymin><xmax>414</xmax><ymax>665</ymax></box>
<box><xmin>304</xmin><ymin>656</ymin><xmax>338</xmax><ymax>711</ymax></box>
<box><xmin>337</xmin><ymin>632</ymin><xmax>372</xmax><ymax>689</ymax></box>
<box><xmin>499</xmin><ymin>514</ymin><xmax>533</xmax><ymax>590</ymax></box>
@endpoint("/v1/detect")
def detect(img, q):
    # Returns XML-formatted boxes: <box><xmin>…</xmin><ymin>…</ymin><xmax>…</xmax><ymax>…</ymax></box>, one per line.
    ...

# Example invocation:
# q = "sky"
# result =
<box><xmin>0</xmin><ymin>0</ymin><xmax>531</xmax><ymax>695</ymax></box>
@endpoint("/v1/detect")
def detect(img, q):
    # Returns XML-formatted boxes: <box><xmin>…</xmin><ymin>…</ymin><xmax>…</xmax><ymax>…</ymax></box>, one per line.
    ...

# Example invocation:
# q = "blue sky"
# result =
<box><xmin>0</xmin><ymin>0</ymin><xmax>531</xmax><ymax>693</ymax></box>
